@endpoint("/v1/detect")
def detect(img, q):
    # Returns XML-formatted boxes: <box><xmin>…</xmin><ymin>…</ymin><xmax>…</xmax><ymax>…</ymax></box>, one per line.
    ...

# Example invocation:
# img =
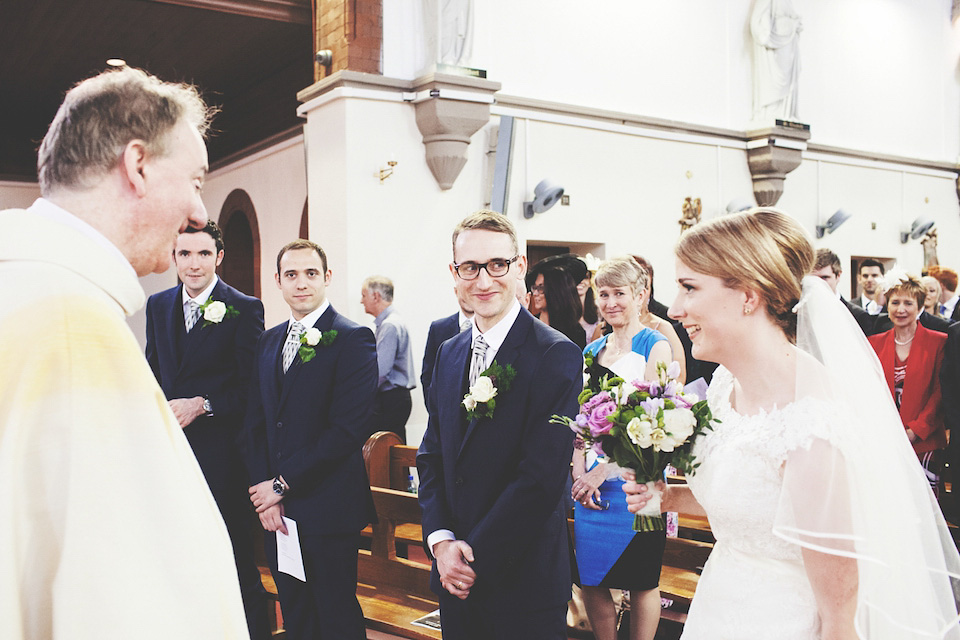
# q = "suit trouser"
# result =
<box><xmin>374</xmin><ymin>387</ymin><xmax>412</xmax><ymax>443</ymax></box>
<box><xmin>265</xmin><ymin>531</ymin><xmax>365</xmax><ymax>640</ymax></box>
<box><xmin>438</xmin><ymin>590</ymin><xmax>567</xmax><ymax>640</ymax></box>
<box><xmin>212</xmin><ymin>486</ymin><xmax>271</xmax><ymax>640</ymax></box>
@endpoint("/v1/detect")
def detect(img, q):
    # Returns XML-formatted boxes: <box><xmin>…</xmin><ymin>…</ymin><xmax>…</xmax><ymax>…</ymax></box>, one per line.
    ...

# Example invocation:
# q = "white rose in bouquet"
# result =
<box><xmin>463</xmin><ymin>396</ymin><xmax>477</xmax><ymax>411</ymax></box>
<box><xmin>663</xmin><ymin>407</ymin><xmax>697</xmax><ymax>444</ymax></box>
<box><xmin>203</xmin><ymin>301</ymin><xmax>226</xmax><ymax>323</ymax></box>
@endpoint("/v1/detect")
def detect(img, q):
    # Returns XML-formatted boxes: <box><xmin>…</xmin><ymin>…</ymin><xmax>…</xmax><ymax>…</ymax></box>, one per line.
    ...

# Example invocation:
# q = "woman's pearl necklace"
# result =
<box><xmin>894</xmin><ymin>335</ymin><xmax>914</xmax><ymax>346</ymax></box>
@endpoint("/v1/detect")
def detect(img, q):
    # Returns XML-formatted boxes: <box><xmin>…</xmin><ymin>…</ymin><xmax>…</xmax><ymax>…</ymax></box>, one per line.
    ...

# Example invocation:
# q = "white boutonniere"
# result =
<box><xmin>298</xmin><ymin>328</ymin><xmax>337</xmax><ymax>363</ymax></box>
<box><xmin>200</xmin><ymin>299</ymin><xmax>239</xmax><ymax>328</ymax></box>
<box><xmin>463</xmin><ymin>360</ymin><xmax>517</xmax><ymax>420</ymax></box>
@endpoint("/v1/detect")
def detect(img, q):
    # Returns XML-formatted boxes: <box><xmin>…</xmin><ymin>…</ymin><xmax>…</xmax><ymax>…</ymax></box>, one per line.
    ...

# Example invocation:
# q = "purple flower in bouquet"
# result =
<box><xmin>631</xmin><ymin>379</ymin><xmax>654</xmax><ymax>393</ymax></box>
<box><xmin>640</xmin><ymin>397</ymin><xmax>665</xmax><ymax>417</ymax></box>
<box><xmin>575</xmin><ymin>413</ymin><xmax>589</xmax><ymax>428</ymax></box>
<box><xmin>592</xmin><ymin>440</ymin><xmax>606</xmax><ymax>458</ymax></box>
<box><xmin>582</xmin><ymin>391</ymin><xmax>612</xmax><ymax>413</ymax></box>
<box><xmin>587</xmin><ymin>400</ymin><xmax>617</xmax><ymax>436</ymax></box>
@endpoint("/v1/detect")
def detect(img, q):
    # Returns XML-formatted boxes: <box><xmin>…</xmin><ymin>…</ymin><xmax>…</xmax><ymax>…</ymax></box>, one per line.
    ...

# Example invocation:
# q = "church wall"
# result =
<box><xmin>0</xmin><ymin>181</ymin><xmax>40</xmax><ymax>209</ymax></box>
<box><xmin>384</xmin><ymin>0</ymin><xmax>960</xmax><ymax>162</ymax></box>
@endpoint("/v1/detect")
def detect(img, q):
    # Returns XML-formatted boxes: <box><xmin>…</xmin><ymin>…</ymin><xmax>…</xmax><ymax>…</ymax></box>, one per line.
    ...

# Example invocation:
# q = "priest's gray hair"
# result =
<box><xmin>37</xmin><ymin>66</ymin><xmax>215</xmax><ymax>194</ymax></box>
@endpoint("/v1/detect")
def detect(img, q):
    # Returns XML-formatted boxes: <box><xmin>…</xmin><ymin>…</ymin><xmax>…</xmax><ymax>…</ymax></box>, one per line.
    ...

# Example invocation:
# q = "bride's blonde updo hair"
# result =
<box><xmin>675</xmin><ymin>208</ymin><xmax>814</xmax><ymax>341</ymax></box>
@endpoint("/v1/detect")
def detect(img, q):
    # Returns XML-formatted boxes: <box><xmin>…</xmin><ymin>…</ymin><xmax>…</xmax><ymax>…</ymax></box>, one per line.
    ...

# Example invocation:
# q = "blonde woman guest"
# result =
<box><xmin>624</xmin><ymin>209</ymin><xmax>960</xmax><ymax>639</ymax></box>
<box><xmin>571</xmin><ymin>256</ymin><xmax>671</xmax><ymax>640</ymax></box>
<box><xmin>922</xmin><ymin>275</ymin><xmax>944</xmax><ymax>318</ymax></box>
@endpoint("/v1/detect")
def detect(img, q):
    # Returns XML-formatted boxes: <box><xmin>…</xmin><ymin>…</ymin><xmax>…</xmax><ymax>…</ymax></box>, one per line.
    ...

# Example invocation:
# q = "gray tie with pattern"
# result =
<box><xmin>282</xmin><ymin>321</ymin><xmax>305</xmax><ymax>373</ymax></box>
<box><xmin>460</xmin><ymin>318</ymin><xmax>472</xmax><ymax>333</ymax></box>
<box><xmin>185</xmin><ymin>300</ymin><xmax>202</xmax><ymax>332</ymax></box>
<box><xmin>469</xmin><ymin>334</ymin><xmax>489</xmax><ymax>386</ymax></box>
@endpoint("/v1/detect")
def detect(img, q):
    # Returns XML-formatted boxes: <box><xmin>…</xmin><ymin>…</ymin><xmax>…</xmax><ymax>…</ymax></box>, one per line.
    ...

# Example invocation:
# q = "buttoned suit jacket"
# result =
<box><xmin>940</xmin><ymin>322</ymin><xmax>960</xmax><ymax>433</ymax></box>
<box><xmin>146</xmin><ymin>279</ymin><xmax>265</xmax><ymax>493</ymax></box>
<box><xmin>842</xmin><ymin>296</ymin><xmax>879</xmax><ymax>336</ymax></box>
<box><xmin>240</xmin><ymin>304</ymin><xmax>378</xmax><ymax>534</ymax></box>
<box><xmin>416</xmin><ymin>308</ymin><xmax>582</xmax><ymax>611</ymax></box>
<box><xmin>869</xmin><ymin>324</ymin><xmax>947</xmax><ymax>454</ymax></box>
<box><xmin>421</xmin><ymin>312</ymin><xmax>461</xmax><ymax>408</ymax></box>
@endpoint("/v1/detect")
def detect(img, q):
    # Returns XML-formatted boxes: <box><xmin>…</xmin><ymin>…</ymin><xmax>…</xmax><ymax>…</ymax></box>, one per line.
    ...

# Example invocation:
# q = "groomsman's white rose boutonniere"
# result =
<box><xmin>200</xmin><ymin>299</ymin><xmax>239</xmax><ymax>328</ymax></box>
<box><xmin>463</xmin><ymin>360</ymin><xmax>517</xmax><ymax>420</ymax></box>
<box><xmin>298</xmin><ymin>328</ymin><xmax>338</xmax><ymax>364</ymax></box>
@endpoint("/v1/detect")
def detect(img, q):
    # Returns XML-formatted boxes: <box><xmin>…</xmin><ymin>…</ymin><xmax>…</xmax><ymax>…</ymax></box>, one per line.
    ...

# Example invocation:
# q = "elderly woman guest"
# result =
<box><xmin>869</xmin><ymin>274</ymin><xmax>948</xmax><ymax>493</ymax></box>
<box><xmin>571</xmin><ymin>256</ymin><xmax>671</xmax><ymax>640</ymax></box>
<box><xmin>922</xmin><ymin>275</ymin><xmax>944</xmax><ymax>318</ymax></box>
<box><xmin>622</xmin><ymin>208</ymin><xmax>960</xmax><ymax>639</ymax></box>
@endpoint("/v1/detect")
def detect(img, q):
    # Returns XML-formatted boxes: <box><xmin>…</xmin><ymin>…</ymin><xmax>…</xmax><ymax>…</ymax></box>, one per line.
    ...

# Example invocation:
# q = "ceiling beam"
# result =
<box><xmin>144</xmin><ymin>0</ymin><xmax>311</xmax><ymax>24</ymax></box>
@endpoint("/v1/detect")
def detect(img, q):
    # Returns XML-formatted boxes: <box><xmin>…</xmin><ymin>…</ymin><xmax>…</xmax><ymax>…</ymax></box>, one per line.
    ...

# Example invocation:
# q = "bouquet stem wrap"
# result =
<box><xmin>633</xmin><ymin>480</ymin><xmax>664</xmax><ymax>532</ymax></box>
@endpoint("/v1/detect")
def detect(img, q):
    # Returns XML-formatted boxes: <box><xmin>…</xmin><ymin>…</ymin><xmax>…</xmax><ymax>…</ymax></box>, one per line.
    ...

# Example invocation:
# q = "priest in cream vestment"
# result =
<box><xmin>0</xmin><ymin>67</ymin><xmax>249</xmax><ymax>639</ymax></box>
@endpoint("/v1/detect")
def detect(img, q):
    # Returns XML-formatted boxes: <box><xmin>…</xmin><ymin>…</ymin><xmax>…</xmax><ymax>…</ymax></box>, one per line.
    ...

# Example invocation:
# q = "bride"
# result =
<box><xmin>624</xmin><ymin>208</ymin><xmax>960</xmax><ymax>639</ymax></box>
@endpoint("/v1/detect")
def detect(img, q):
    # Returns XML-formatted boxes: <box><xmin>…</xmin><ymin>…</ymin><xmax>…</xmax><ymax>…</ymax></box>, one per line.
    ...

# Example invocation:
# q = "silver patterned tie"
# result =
<box><xmin>185</xmin><ymin>300</ymin><xmax>202</xmax><ymax>332</ymax></box>
<box><xmin>282</xmin><ymin>321</ymin><xmax>305</xmax><ymax>373</ymax></box>
<box><xmin>460</xmin><ymin>318</ymin><xmax>472</xmax><ymax>333</ymax></box>
<box><xmin>469</xmin><ymin>334</ymin><xmax>489</xmax><ymax>386</ymax></box>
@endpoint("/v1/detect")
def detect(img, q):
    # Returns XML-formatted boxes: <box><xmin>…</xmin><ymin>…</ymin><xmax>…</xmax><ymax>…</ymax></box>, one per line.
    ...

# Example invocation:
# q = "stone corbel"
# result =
<box><xmin>410</xmin><ymin>73</ymin><xmax>501</xmax><ymax>190</ymax></box>
<box><xmin>745</xmin><ymin>123</ymin><xmax>811</xmax><ymax>206</ymax></box>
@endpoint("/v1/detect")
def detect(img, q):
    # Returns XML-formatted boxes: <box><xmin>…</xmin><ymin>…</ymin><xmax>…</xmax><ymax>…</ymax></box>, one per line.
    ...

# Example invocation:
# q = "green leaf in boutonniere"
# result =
<box><xmin>463</xmin><ymin>360</ymin><xmax>517</xmax><ymax>420</ymax></box>
<box><xmin>200</xmin><ymin>299</ymin><xmax>239</xmax><ymax>328</ymax></box>
<box><xmin>298</xmin><ymin>327</ymin><xmax>338</xmax><ymax>364</ymax></box>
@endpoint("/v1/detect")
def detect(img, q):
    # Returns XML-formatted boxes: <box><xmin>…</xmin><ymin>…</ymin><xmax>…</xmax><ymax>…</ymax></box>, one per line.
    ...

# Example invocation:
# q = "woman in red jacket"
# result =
<box><xmin>869</xmin><ymin>273</ymin><xmax>947</xmax><ymax>493</ymax></box>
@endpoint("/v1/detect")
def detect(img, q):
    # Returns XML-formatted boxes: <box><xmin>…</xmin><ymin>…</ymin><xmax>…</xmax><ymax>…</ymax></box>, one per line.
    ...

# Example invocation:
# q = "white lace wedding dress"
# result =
<box><xmin>681</xmin><ymin>365</ymin><xmax>837</xmax><ymax>639</ymax></box>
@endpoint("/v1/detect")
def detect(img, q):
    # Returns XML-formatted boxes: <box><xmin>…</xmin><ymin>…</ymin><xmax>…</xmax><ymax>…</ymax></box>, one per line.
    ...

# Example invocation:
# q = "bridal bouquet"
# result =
<box><xmin>552</xmin><ymin>357</ymin><xmax>714</xmax><ymax>531</ymax></box>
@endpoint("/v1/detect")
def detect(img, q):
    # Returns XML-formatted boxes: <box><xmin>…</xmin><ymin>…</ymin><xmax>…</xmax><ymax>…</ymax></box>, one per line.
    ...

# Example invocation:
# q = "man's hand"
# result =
<box><xmin>249</xmin><ymin>479</ymin><xmax>283</xmax><ymax>512</ymax></box>
<box><xmin>434</xmin><ymin>539</ymin><xmax>477</xmax><ymax>600</ymax></box>
<box><xmin>259</xmin><ymin>503</ymin><xmax>287</xmax><ymax>534</ymax></box>
<box><xmin>168</xmin><ymin>397</ymin><xmax>206</xmax><ymax>428</ymax></box>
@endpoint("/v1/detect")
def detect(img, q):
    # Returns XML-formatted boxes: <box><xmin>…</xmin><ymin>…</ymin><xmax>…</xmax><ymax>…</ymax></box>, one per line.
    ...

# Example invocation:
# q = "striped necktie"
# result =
<box><xmin>469</xmin><ymin>335</ymin><xmax>489</xmax><ymax>386</ymax></box>
<box><xmin>282</xmin><ymin>322</ymin><xmax>305</xmax><ymax>373</ymax></box>
<box><xmin>185</xmin><ymin>300</ymin><xmax>202</xmax><ymax>332</ymax></box>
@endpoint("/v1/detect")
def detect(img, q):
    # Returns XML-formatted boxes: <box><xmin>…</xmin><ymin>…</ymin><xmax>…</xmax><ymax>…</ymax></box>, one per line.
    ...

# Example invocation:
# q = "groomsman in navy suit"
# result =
<box><xmin>241</xmin><ymin>239</ymin><xmax>378</xmax><ymax>640</ymax></box>
<box><xmin>145</xmin><ymin>220</ymin><xmax>268</xmax><ymax>639</ymax></box>
<box><xmin>421</xmin><ymin>289</ymin><xmax>473</xmax><ymax>410</ymax></box>
<box><xmin>417</xmin><ymin>211</ymin><xmax>582</xmax><ymax>639</ymax></box>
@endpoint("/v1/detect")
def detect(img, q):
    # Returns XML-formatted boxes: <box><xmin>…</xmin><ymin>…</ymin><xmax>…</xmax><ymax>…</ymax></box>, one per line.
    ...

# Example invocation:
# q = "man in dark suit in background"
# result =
<box><xmin>929</xmin><ymin>266</ymin><xmax>960</xmax><ymax>322</ymax></box>
<box><xmin>811</xmin><ymin>249</ymin><xmax>877</xmax><ymax>335</ymax></box>
<box><xmin>417</xmin><ymin>211</ymin><xmax>582</xmax><ymax>639</ymax></box>
<box><xmin>241</xmin><ymin>239</ymin><xmax>378</xmax><ymax>640</ymax></box>
<box><xmin>940</xmin><ymin>322</ymin><xmax>960</xmax><ymax>519</ymax></box>
<box><xmin>145</xmin><ymin>220</ymin><xmax>268</xmax><ymax>640</ymax></box>
<box><xmin>421</xmin><ymin>287</ymin><xmax>474</xmax><ymax>410</ymax></box>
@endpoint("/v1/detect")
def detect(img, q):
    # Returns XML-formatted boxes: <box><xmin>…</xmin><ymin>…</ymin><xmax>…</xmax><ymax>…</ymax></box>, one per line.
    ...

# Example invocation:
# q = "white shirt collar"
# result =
<box><xmin>31</xmin><ymin>197</ymin><xmax>136</xmax><ymax>279</ymax></box>
<box><xmin>181</xmin><ymin>275</ymin><xmax>219</xmax><ymax>307</ymax></box>
<box><xmin>470</xmin><ymin>300</ymin><xmax>522</xmax><ymax>368</ymax></box>
<box><xmin>289</xmin><ymin>299</ymin><xmax>330</xmax><ymax>332</ymax></box>
<box><xmin>458</xmin><ymin>310</ymin><xmax>473</xmax><ymax>330</ymax></box>
<box><xmin>944</xmin><ymin>295</ymin><xmax>959</xmax><ymax>316</ymax></box>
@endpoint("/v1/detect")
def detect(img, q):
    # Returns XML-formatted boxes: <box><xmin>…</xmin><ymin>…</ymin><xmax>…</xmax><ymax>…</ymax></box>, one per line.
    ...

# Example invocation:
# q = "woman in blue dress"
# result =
<box><xmin>571</xmin><ymin>256</ymin><xmax>672</xmax><ymax>640</ymax></box>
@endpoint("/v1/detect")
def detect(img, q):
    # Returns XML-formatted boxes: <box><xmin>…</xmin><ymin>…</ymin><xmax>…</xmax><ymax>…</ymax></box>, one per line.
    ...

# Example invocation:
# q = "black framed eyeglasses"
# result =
<box><xmin>453</xmin><ymin>255</ymin><xmax>520</xmax><ymax>280</ymax></box>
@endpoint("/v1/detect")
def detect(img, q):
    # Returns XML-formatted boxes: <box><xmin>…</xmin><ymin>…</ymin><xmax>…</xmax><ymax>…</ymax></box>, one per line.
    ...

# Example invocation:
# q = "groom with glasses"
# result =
<box><xmin>417</xmin><ymin>210</ymin><xmax>582</xmax><ymax>639</ymax></box>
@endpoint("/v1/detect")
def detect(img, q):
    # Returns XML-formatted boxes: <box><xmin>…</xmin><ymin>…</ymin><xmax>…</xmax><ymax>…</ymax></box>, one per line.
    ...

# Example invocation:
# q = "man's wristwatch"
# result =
<box><xmin>272</xmin><ymin>477</ymin><xmax>286</xmax><ymax>496</ymax></box>
<box><xmin>202</xmin><ymin>397</ymin><xmax>213</xmax><ymax>415</ymax></box>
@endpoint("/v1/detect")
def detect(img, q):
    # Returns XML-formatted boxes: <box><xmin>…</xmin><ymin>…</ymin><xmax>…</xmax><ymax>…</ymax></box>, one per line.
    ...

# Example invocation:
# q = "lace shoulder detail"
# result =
<box><xmin>703</xmin><ymin>366</ymin><xmax>850</xmax><ymax>465</ymax></box>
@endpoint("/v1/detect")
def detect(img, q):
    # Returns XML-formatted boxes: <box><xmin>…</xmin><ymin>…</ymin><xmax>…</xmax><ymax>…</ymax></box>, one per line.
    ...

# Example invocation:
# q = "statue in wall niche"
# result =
<box><xmin>750</xmin><ymin>0</ymin><xmax>802</xmax><ymax>123</ymax></box>
<box><xmin>421</xmin><ymin>0</ymin><xmax>474</xmax><ymax>68</ymax></box>
<box><xmin>922</xmin><ymin>228</ymin><xmax>939</xmax><ymax>268</ymax></box>
<box><xmin>679</xmin><ymin>197</ymin><xmax>702</xmax><ymax>233</ymax></box>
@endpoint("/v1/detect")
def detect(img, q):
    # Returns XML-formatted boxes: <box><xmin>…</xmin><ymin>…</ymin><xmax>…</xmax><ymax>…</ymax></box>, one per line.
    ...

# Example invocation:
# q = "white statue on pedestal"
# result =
<box><xmin>750</xmin><ymin>0</ymin><xmax>802</xmax><ymax>123</ymax></box>
<box><xmin>421</xmin><ymin>0</ymin><xmax>473</xmax><ymax>69</ymax></box>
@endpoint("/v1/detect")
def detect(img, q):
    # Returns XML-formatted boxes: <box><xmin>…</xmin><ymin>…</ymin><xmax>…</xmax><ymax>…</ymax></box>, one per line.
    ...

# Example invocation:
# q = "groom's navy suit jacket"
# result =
<box><xmin>417</xmin><ymin>308</ymin><xmax>582</xmax><ymax>613</ymax></box>
<box><xmin>240</xmin><ymin>304</ymin><xmax>378</xmax><ymax>534</ymax></box>
<box><xmin>145</xmin><ymin>279</ymin><xmax>264</xmax><ymax>493</ymax></box>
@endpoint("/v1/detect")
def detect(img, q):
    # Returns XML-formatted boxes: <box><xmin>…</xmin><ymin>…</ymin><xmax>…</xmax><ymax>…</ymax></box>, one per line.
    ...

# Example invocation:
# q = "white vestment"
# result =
<box><xmin>0</xmin><ymin>205</ymin><xmax>250</xmax><ymax>639</ymax></box>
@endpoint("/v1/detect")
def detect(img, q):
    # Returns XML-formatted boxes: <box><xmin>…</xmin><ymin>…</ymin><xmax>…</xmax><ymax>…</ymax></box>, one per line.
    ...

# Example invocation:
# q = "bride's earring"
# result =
<box><xmin>743</xmin><ymin>305</ymin><xmax>753</xmax><ymax>315</ymax></box>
